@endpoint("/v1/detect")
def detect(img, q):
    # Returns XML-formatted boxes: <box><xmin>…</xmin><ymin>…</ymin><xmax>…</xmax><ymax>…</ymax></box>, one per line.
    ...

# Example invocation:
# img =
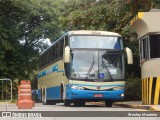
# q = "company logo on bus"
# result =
<box><xmin>97</xmin><ymin>86</ymin><xmax>100</xmax><ymax>90</ymax></box>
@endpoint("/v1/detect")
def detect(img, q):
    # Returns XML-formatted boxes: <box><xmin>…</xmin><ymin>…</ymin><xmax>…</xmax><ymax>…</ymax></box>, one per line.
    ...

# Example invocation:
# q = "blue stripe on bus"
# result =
<box><xmin>38</xmin><ymin>89</ymin><xmax>41</xmax><ymax>100</ymax></box>
<box><xmin>67</xmin><ymin>88</ymin><xmax>124</xmax><ymax>100</ymax></box>
<box><xmin>46</xmin><ymin>86</ymin><xmax>61</xmax><ymax>100</ymax></box>
<box><xmin>38</xmin><ymin>64</ymin><xmax>64</xmax><ymax>78</ymax></box>
<box><xmin>38</xmin><ymin>86</ymin><xmax>61</xmax><ymax>101</ymax></box>
<box><xmin>38</xmin><ymin>84</ymin><xmax>124</xmax><ymax>101</ymax></box>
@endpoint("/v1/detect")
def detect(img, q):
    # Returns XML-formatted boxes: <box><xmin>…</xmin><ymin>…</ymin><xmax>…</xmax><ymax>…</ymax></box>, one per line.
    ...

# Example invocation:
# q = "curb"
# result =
<box><xmin>114</xmin><ymin>102</ymin><xmax>160</xmax><ymax>111</ymax></box>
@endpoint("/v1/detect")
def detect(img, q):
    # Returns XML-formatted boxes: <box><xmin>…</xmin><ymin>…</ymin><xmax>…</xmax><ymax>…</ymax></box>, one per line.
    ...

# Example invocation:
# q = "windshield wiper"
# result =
<box><xmin>102</xmin><ymin>59</ymin><xmax>113</xmax><ymax>80</ymax></box>
<box><xmin>86</xmin><ymin>54</ymin><xmax>95</xmax><ymax>79</ymax></box>
<box><xmin>104</xmin><ymin>65</ymin><xmax>113</xmax><ymax>80</ymax></box>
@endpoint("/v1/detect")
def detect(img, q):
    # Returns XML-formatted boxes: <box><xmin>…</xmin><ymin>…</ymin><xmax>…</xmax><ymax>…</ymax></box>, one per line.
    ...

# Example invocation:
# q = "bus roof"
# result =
<box><xmin>67</xmin><ymin>30</ymin><xmax>121</xmax><ymax>37</ymax></box>
<box><xmin>40</xmin><ymin>30</ymin><xmax>121</xmax><ymax>55</ymax></box>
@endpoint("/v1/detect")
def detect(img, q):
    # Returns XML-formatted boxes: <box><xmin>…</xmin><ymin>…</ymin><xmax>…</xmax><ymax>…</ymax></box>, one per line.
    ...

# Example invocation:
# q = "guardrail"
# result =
<box><xmin>0</xmin><ymin>79</ymin><xmax>12</xmax><ymax>103</ymax></box>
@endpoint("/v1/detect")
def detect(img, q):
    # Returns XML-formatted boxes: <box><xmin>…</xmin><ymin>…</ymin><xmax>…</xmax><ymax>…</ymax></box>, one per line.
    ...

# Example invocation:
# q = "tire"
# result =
<box><xmin>45</xmin><ymin>100</ymin><xmax>56</xmax><ymax>105</ymax></box>
<box><xmin>61</xmin><ymin>84</ymin><xmax>63</xmax><ymax>100</ymax></box>
<box><xmin>43</xmin><ymin>98</ymin><xmax>47</xmax><ymax>105</ymax></box>
<box><xmin>105</xmin><ymin>100</ymin><xmax>113</xmax><ymax>107</ymax></box>
<box><xmin>74</xmin><ymin>101</ymin><xmax>85</xmax><ymax>107</ymax></box>
<box><xmin>64</xmin><ymin>100</ymin><xmax>70</xmax><ymax>106</ymax></box>
<box><xmin>42</xmin><ymin>87</ymin><xmax>47</xmax><ymax>105</ymax></box>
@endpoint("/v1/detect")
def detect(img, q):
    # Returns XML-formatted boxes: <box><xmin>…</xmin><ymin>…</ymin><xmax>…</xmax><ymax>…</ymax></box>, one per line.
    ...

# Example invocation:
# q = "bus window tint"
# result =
<box><xmin>48</xmin><ymin>49</ymin><xmax>51</xmax><ymax>64</ymax></box>
<box><xmin>60</xmin><ymin>40</ymin><xmax>64</xmax><ymax>57</ymax></box>
<box><xmin>65</xmin><ymin>36</ymin><xmax>68</xmax><ymax>47</ymax></box>
<box><xmin>70</xmin><ymin>36</ymin><xmax>122</xmax><ymax>49</ymax></box>
<box><xmin>57</xmin><ymin>42</ymin><xmax>60</xmax><ymax>58</ymax></box>
<box><xmin>52</xmin><ymin>45</ymin><xmax>55</xmax><ymax>61</ymax></box>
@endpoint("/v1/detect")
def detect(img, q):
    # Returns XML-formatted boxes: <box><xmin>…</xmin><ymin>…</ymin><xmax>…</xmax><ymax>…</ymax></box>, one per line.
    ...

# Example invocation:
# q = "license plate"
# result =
<box><xmin>94</xmin><ymin>94</ymin><xmax>103</xmax><ymax>97</ymax></box>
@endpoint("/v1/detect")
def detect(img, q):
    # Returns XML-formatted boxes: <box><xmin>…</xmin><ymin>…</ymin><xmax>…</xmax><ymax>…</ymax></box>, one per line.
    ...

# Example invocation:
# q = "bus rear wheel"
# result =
<box><xmin>45</xmin><ymin>100</ymin><xmax>56</xmax><ymax>105</ymax></box>
<box><xmin>42</xmin><ymin>87</ymin><xmax>47</xmax><ymax>105</ymax></box>
<box><xmin>105</xmin><ymin>100</ymin><xmax>113</xmax><ymax>107</ymax></box>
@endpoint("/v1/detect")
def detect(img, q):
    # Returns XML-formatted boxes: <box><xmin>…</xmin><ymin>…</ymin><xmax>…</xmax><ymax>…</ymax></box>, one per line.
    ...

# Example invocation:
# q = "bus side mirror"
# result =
<box><xmin>64</xmin><ymin>46</ymin><xmax>70</xmax><ymax>63</ymax></box>
<box><xmin>125</xmin><ymin>47</ymin><xmax>133</xmax><ymax>64</ymax></box>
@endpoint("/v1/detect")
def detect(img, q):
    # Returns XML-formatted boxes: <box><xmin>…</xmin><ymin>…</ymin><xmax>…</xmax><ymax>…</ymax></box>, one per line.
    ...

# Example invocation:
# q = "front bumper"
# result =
<box><xmin>66</xmin><ymin>88</ymin><xmax>124</xmax><ymax>101</ymax></box>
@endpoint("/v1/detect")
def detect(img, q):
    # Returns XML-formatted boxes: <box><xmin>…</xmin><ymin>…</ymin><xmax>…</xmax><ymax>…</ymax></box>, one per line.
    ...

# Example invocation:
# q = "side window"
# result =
<box><xmin>60</xmin><ymin>39</ymin><xmax>64</xmax><ymax>57</ymax></box>
<box><xmin>42</xmin><ymin>54</ymin><xmax>44</xmax><ymax>68</ymax></box>
<box><xmin>65</xmin><ymin>36</ymin><xmax>69</xmax><ymax>47</ymax></box>
<box><xmin>52</xmin><ymin>45</ymin><xmax>55</xmax><ymax>61</ymax></box>
<box><xmin>57</xmin><ymin>42</ymin><xmax>60</xmax><ymax>58</ymax></box>
<box><xmin>55</xmin><ymin>43</ymin><xmax>58</xmax><ymax>59</ymax></box>
<box><xmin>45</xmin><ymin>51</ymin><xmax>49</xmax><ymax>65</ymax></box>
<box><xmin>48</xmin><ymin>48</ymin><xmax>51</xmax><ymax>64</ymax></box>
<box><xmin>140</xmin><ymin>36</ymin><xmax>149</xmax><ymax>61</ymax></box>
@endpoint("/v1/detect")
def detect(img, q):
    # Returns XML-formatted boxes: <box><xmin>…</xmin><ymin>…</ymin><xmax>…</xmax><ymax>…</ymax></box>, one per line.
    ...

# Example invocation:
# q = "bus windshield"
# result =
<box><xmin>70</xmin><ymin>50</ymin><xmax>124</xmax><ymax>81</ymax></box>
<box><xmin>70</xmin><ymin>36</ymin><xmax>123</xmax><ymax>49</ymax></box>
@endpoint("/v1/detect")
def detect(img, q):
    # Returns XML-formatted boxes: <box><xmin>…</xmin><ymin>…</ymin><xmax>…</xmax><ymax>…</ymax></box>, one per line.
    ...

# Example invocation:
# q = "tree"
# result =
<box><xmin>61</xmin><ymin>0</ymin><xmax>160</xmax><ymax>77</ymax></box>
<box><xmin>0</xmin><ymin>0</ymin><xmax>62</xmax><ymax>80</ymax></box>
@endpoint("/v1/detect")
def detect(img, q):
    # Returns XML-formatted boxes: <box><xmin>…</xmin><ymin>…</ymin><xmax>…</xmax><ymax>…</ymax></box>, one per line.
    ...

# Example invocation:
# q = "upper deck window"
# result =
<box><xmin>70</xmin><ymin>36</ymin><xmax>123</xmax><ymax>50</ymax></box>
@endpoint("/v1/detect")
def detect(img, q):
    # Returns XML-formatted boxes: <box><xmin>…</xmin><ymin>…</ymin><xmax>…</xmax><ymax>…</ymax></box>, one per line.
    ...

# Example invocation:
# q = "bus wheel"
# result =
<box><xmin>105</xmin><ymin>100</ymin><xmax>113</xmax><ymax>107</ymax></box>
<box><xmin>74</xmin><ymin>101</ymin><xmax>85</xmax><ymax>107</ymax></box>
<box><xmin>41</xmin><ymin>88</ymin><xmax>43</xmax><ymax>102</ymax></box>
<box><xmin>42</xmin><ymin>87</ymin><xmax>47</xmax><ymax>105</ymax></box>
<box><xmin>64</xmin><ymin>100</ymin><xmax>70</xmax><ymax>106</ymax></box>
<box><xmin>46</xmin><ymin>100</ymin><xmax>56</xmax><ymax>105</ymax></box>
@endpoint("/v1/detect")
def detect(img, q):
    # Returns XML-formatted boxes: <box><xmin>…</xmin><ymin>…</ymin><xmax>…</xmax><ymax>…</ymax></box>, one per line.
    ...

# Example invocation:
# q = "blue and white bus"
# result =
<box><xmin>38</xmin><ymin>30</ymin><xmax>133</xmax><ymax>107</ymax></box>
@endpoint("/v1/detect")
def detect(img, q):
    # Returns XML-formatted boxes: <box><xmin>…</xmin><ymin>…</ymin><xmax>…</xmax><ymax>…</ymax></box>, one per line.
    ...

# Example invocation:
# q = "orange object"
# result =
<box><xmin>17</xmin><ymin>80</ymin><xmax>35</xmax><ymax>109</ymax></box>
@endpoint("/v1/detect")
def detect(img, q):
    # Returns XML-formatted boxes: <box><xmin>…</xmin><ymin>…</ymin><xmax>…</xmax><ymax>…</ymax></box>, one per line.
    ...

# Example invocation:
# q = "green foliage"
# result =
<box><xmin>1</xmin><ymin>0</ymin><xmax>160</xmax><ymax>101</ymax></box>
<box><xmin>61</xmin><ymin>0</ymin><xmax>151</xmax><ymax>32</ymax></box>
<box><xmin>60</xmin><ymin>0</ymin><xmax>157</xmax><ymax>100</ymax></box>
<box><xmin>125</xmin><ymin>77</ymin><xmax>142</xmax><ymax>101</ymax></box>
<box><xmin>0</xmin><ymin>0</ymin><xmax>61</xmax><ymax>80</ymax></box>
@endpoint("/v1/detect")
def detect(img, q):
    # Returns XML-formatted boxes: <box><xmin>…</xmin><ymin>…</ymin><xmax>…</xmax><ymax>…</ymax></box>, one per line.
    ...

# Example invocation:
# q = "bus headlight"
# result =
<box><xmin>113</xmin><ymin>87</ymin><xmax>124</xmax><ymax>90</ymax></box>
<box><xmin>71</xmin><ymin>86</ymin><xmax>84</xmax><ymax>90</ymax></box>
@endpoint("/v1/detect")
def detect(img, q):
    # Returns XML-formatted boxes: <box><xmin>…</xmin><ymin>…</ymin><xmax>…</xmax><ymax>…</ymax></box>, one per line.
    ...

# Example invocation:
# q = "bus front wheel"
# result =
<box><xmin>74</xmin><ymin>101</ymin><xmax>85</xmax><ymax>107</ymax></box>
<box><xmin>64</xmin><ymin>100</ymin><xmax>70</xmax><ymax>106</ymax></box>
<box><xmin>105</xmin><ymin>100</ymin><xmax>113</xmax><ymax>107</ymax></box>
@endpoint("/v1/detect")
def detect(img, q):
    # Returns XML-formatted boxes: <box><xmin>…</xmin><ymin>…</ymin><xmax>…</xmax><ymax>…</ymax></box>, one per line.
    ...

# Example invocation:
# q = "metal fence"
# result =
<box><xmin>0</xmin><ymin>79</ymin><xmax>12</xmax><ymax>103</ymax></box>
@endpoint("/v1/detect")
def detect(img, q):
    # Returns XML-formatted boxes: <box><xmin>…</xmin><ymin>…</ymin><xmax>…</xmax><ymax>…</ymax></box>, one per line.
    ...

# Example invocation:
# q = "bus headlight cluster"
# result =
<box><xmin>113</xmin><ymin>87</ymin><xmax>124</xmax><ymax>90</ymax></box>
<box><xmin>71</xmin><ymin>85</ymin><xmax>84</xmax><ymax>90</ymax></box>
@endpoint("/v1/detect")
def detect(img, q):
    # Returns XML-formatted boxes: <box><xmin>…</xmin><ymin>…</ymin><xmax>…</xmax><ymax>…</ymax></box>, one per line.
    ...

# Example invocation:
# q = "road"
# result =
<box><xmin>0</xmin><ymin>102</ymin><xmax>147</xmax><ymax>111</ymax></box>
<box><xmin>0</xmin><ymin>102</ymin><xmax>159</xmax><ymax>120</ymax></box>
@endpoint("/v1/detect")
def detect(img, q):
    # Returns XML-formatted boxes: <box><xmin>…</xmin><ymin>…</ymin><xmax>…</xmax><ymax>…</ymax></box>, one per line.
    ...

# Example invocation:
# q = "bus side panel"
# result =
<box><xmin>38</xmin><ymin>89</ymin><xmax>41</xmax><ymax>101</ymax></box>
<box><xmin>38</xmin><ymin>60</ymin><xmax>68</xmax><ymax>101</ymax></box>
<box><xmin>46</xmin><ymin>86</ymin><xmax>61</xmax><ymax>100</ymax></box>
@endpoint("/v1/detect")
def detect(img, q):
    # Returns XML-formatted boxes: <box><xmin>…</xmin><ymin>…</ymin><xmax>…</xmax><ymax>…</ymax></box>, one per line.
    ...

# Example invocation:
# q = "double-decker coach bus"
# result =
<box><xmin>38</xmin><ymin>30</ymin><xmax>133</xmax><ymax>107</ymax></box>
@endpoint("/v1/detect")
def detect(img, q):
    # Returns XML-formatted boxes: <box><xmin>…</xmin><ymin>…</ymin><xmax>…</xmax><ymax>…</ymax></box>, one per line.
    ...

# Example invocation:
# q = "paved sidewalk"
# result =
<box><xmin>114</xmin><ymin>101</ymin><xmax>160</xmax><ymax>111</ymax></box>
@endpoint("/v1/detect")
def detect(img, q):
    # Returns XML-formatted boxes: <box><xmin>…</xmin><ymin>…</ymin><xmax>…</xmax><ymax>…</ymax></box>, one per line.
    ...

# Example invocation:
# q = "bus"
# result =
<box><xmin>38</xmin><ymin>30</ymin><xmax>133</xmax><ymax>107</ymax></box>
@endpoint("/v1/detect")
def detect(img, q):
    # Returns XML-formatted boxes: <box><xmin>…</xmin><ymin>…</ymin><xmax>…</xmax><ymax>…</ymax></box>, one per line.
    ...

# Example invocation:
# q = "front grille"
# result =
<box><xmin>83</xmin><ymin>87</ymin><xmax>113</xmax><ymax>91</ymax></box>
